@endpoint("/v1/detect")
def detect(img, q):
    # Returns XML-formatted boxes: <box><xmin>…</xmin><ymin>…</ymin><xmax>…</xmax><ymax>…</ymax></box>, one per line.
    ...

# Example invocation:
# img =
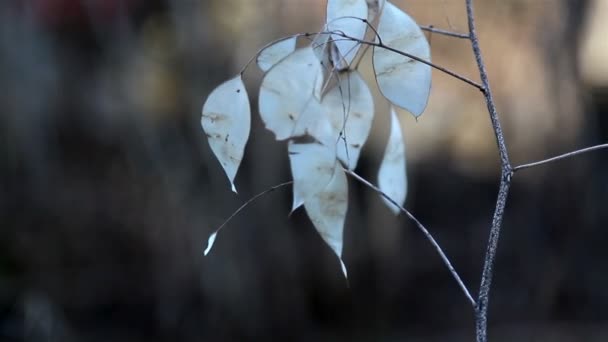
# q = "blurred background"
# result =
<box><xmin>1</xmin><ymin>0</ymin><xmax>607</xmax><ymax>341</ymax></box>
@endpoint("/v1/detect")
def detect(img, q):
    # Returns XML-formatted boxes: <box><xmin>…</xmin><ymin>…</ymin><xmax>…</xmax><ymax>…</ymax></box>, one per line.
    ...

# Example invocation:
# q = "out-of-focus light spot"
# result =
<box><xmin>580</xmin><ymin>0</ymin><xmax>608</xmax><ymax>87</ymax></box>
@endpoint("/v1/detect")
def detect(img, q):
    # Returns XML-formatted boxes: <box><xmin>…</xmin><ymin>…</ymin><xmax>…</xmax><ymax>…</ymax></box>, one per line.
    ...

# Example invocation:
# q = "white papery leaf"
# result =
<box><xmin>305</xmin><ymin>164</ymin><xmax>349</xmax><ymax>278</ymax></box>
<box><xmin>311</xmin><ymin>33</ymin><xmax>333</xmax><ymax>98</ymax></box>
<box><xmin>327</xmin><ymin>0</ymin><xmax>368</xmax><ymax>67</ymax></box>
<box><xmin>292</xmin><ymin>102</ymin><xmax>336</xmax><ymax>147</ymax></box>
<box><xmin>324</xmin><ymin>70</ymin><xmax>374</xmax><ymax>169</ymax></box>
<box><xmin>288</xmin><ymin>141</ymin><xmax>337</xmax><ymax>211</ymax></box>
<box><xmin>201</xmin><ymin>75</ymin><xmax>250</xmax><ymax>193</ymax></box>
<box><xmin>203</xmin><ymin>231</ymin><xmax>218</xmax><ymax>256</ymax></box>
<box><xmin>256</xmin><ymin>37</ymin><xmax>297</xmax><ymax>72</ymax></box>
<box><xmin>312</xmin><ymin>33</ymin><xmax>331</xmax><ymax>65</ymax></box>
<box><xmin>311</xmin><ymin>33</ymin><xmax>342</xmax><ymax>99</ymax></box>
<box><xmin>378</xmin><ymin>107</ymin><xmax>407</xmax><ymax>214</ymax></box>
<box><xmin>259</xmin><ymin>47</ymin><xmax>324</xmax><ymax>140</ymax></box>
<box><xmin>373</xmin><ymin>2</ymin><xmax>431</xmax><ymax>117</ymax></box>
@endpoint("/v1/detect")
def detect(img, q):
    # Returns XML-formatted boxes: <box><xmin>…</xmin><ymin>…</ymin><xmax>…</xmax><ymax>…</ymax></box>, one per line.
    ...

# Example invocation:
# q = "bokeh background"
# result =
<box><xmin>1</xmin><ymin>0</ymin><xmax>607</xmax><ymax>341</ymax></box>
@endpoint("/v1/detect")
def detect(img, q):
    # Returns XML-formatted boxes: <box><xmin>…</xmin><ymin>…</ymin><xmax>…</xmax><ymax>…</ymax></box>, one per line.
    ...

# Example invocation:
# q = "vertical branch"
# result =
<box><xmin>474</xmin><ymin>177</ymin><xmax>511</xmax><ymax>342</ymax></box>
<box><xmin>466</xmin><ymin>1</ymin><xmax>511</xmax><ymax>170</ymax></box>
<box><xmin>465</xmin><ymin>1</ymin><xmax>513</xmax><ymax>341</ymax></box>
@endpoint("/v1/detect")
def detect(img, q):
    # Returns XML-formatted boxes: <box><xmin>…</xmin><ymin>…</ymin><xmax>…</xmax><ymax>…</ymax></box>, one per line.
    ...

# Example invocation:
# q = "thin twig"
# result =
<box><xmin>513</xmin><ymin>143</ymin><xmax>608</xmax><ymax>172</ymax></box>
<box><xmin>239</xmin><ymin>34</ymin><xmax>303</xmax><ymax>75</ymax></box>
<box><xmin>420</xmin><ymin>25</ymin><xmax>470</xmax><ymax>39</ymax></box>
<box><xmin>345</xmin><ymin>169</ymin><xmax>477</xmax><ymax>308</ymax></box>
<box><xmin>203</xmin><ymin>181</ymin><xmax>293</xmax><ymax>255</ymax></box>
<box><xmin>243</xmin><ymin>29</ymin><xmax>483</xmax><ymax>91</ymax></box>
<box><xmin>333</xmin><ymin>32</ymin><xmax>484</xmax><ymax>91</ymax></box>
<box><xmin>466</xmin><ymin>1</ymin><xmax>513</xmax><ymax>341</ymax></box>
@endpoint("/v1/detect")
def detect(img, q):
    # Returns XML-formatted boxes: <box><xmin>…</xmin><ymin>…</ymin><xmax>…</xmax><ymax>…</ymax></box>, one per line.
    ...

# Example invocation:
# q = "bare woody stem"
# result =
<box><xmin>465</xmin><ymin>1</ymin><xmax>513</xmax><ymax>342</ymax></box>
<box><xmin>204</xmin><ymin>181</ymin><xmax>293</xmax><ymax>254</ymax></box>
<box><xmin>420</xmin><ymin>25</ymin><xmax>471</xmax><ymax>39</ymax></box>
<box><xmin>345</xmin><ymin>169</ymin><xmax>477</xmax><ymax>308</ymax></box>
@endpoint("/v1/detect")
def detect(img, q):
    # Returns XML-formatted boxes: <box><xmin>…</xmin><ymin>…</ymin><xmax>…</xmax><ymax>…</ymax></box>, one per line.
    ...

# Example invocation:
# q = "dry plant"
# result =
<box><xmin>199</xmin><ymin>1</ymin><xmax>608</xmax><ymax>341</ymax></box>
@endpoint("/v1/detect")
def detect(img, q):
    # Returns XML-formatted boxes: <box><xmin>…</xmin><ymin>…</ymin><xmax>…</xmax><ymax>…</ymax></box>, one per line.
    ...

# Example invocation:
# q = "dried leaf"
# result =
<box><xmin>304</xmin><ymin>164</ymin><xmax>349</xmax><ymax>278</ymax></box>
<box><xmin>203</xmin><ymin>231</ymin><xmax>218</xmax><ymax>256</ymax></box>
<box><xmin>288</xmin><ymin>141</ymin><xmax>337</xmax><ymax>211</ymax></box>
<box><xmin>373</xmin><ymin>2</ymin><xmax>431</xmax><ymax>117</ymax></box>
<box><xmin>326</xmin><ymin>0</ymin><xmax>368</xmax><ymax>68</ymax></box>
<box><xmin>378</xmin><ymin>107</ymin><xmax>407</xmax><ymax>214</ymax></box>
<box><xmin>256</xmin><ymin>37</ymin><xmax>297</xmax><ymax>72</ymax></box>
<box><xmin>292</xmin><ymin>101</ymin><xmax>336</xmax><ymax>147</ymax></box>
<box><xmin>259</xmin><ymin>47</ymin><xmax>324</xmax><ymax>140</ymax></box>
<box><xmin>312</xmin><ymin>32</ymin><xmax>332</xmax><ymax>66</ymax></box>
<box><xmin>311</xmin><ymin>33</ymin><xmax>340</xmax><ymax>99</ymax></box>
<box><xmin>201</xmin><ymin>75</ymin><xmax>250</xmax><ymax>193</ymax></box>
<box><xmin>323</xmin><ymin>70</ymin><xmax>374</xmax><ymax>169</ymax></box>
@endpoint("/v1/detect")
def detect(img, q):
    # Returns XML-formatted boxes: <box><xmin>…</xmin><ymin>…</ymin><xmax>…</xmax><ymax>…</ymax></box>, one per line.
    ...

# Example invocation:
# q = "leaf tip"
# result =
<box><xmin>291</xmin><ymin>198</ymin><xmax>303</xmax><ymax>213</ymax></box>
<box><xmin>340</xmin><ymin>259</ymin><xmax>348</xmax><ymax>280</ymax></box>
<box><xmin>203</xmin><ymin>231</ymin><xmax>218</xmax><ymax>256</ymax></box>
<box><xmin>387</xmin><ymin>201</ymin><xmax>402</xmax><ymax>215</ymax></box>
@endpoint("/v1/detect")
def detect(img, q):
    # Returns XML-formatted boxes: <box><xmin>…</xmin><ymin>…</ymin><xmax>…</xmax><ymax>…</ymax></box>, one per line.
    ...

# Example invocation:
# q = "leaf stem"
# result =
<box><xmin>419</xmin><ymin>25</ymin><xmax>470</xmax><ymax>39</ymax></box>
<box><xmin>204</xmin><ymin>181</ymin><xmax>293</xmax><ymax>254</ymax></box>
<box><xmin>239</xmin><ymin>33</ymin><xmax>321</xmax><ymax>75</ymax></box>
<box><xmin>345</xmin><ymin>168</ymin><xmax>477</xmax><ymax>308</ymax></box>
<box><xmin>513</xmin><ymin>143</ymin><xmax>608</xmax><ymax>172</ymax></box>
<box><xmin>334</xmin><ymin>32</ymin><xmax>484</xmax><ymax>91</ymax></box>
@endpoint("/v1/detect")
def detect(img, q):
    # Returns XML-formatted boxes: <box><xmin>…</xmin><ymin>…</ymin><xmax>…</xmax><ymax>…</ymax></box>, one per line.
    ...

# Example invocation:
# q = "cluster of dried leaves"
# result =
<box><xmin>201</xmin><ymin>0</ymin><xmax>431</xmax><ymax>277</ymax></box>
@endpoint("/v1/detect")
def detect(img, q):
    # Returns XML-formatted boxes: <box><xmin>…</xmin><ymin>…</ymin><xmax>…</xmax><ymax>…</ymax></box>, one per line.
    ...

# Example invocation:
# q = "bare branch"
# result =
<box><xmin>239</xmin><ymin>34</ymin><xmax>303</xmax><ymax>75</ymax></box>
<box><xmin>474</xmin><ymin>175</ymin><xmax>511</xmax><ymax>342</ymax></box>
<box><xmin>466</xmin><ymin>1</ymin><xmax>513</xmax><ymax>341</ymax></box>
<box><xmin>239</xmin><ymin>28</ymin><xmax>483</xmax><ymax>91</ymax></box>
<box><xmin>513</xmin><ymin>143</ymin><xmax>608</xmax><ymax>172</ymax></box>
<box><xmin>204</xmin><ymin>181</ymin><xmax>293</xmax><ymax>252</ymax></box>
<box><xmin>333</xmin><ymin>32</ymin><xmax>484</xmax><ymax>91</ymax></box>
<box><xmin>420</xmin><ymin>25</ymin><xmax>470</xmax><ymax>39</ymax></box>
<box><xmin>345</xmin><ymin>168</ymin><xmax>477</xmax><ymax>308</ymax></box>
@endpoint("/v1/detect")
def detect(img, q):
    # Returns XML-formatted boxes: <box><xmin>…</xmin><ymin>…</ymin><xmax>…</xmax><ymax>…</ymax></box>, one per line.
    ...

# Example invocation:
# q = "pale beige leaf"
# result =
<box><xmin>304</xmin><ymin>164</ymin><xmax>349</xmax><ymax>278</ymax></box>
<box><xmin>327</xmin><ymin>0</ymin><xmax>368</xmax><ymax>67</ymax></box>
<box><xmin>311</xmin><ymin>33</ymin><xmax>340</xmax><ymax>99</ymax></box>
<box><xmin>292</xmin><ymin>101</ymin><xmax>336</xmax><ymax>147</ymax></box>
<box><xmin>256</xmin><ymin>37</ymin><xmax>297</xmax><ymax>72</ymax></box>
<box><xmin>288</xmin><ymin>141</ymin><xmax>337</xmax><ymax>211</ymax></box>
<box><xmin>378</xmin><ymin>107</ymin><xmax>407</xmax><ymax>214</ymax></box>
<box><xmin>323</xmin><ymin>70</ymin><xmax>374</xmax><ymax>170</ymax></box>
<box><xmin>259</xmin><ymin>47</ymin><xmax>324</xmax><ymax>140</ymax></box>
<box><xmin>201</xmin><ymin>75</ymin><xmax>250</xmax><ymax>193</ymax></box>
<box><xmin>203</xmin><ymin>231</ymin><xmax>217</xmax><ymax>256</ymax></box>
<box><xmin>373</xmin><ymin>2</ymin><xmax>431</xmax><ymax>117</ymax></box>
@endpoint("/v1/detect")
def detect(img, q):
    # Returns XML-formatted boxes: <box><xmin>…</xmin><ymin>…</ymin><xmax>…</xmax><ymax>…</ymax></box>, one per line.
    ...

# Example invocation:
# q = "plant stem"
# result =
<box><xmin>474</xmin><ymin>174</ymin><xmax>511</xmax><ymax>342</ymax></box>
<box><xmin>420</xmin><ymin>25</ymin><xmax>471</xmax><ymax>39</ymax></box>
<box><xmin>334</xmin><ymin>32</ymin><xmax>484</xmax><ymax>90</ymax></box>
<box><xmin>203</xmin><ymin>181</ymin><xmax>293</xmax><ymax>256</ymax></box>
<box><xmin>465</xmin><ymin>1</ymin><xmax>513</xmax><ymax>341</ymax></box>
<box><xmin>513</xmin><ymin>143</ymin><xmax>608</xmax><ymax>172</ymax></box>
<box><xmin>345</xmin><ymin>169</ymin><xmax>477</xmax><ymax>308</ymax></box>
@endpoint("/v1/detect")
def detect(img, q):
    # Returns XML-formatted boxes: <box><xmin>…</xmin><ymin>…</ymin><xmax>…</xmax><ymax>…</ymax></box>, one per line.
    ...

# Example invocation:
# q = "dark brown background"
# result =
<box><xmin>1</xmin><ymin>0</ymin><xmax>607</xmax><ymax>341</ymax></box>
